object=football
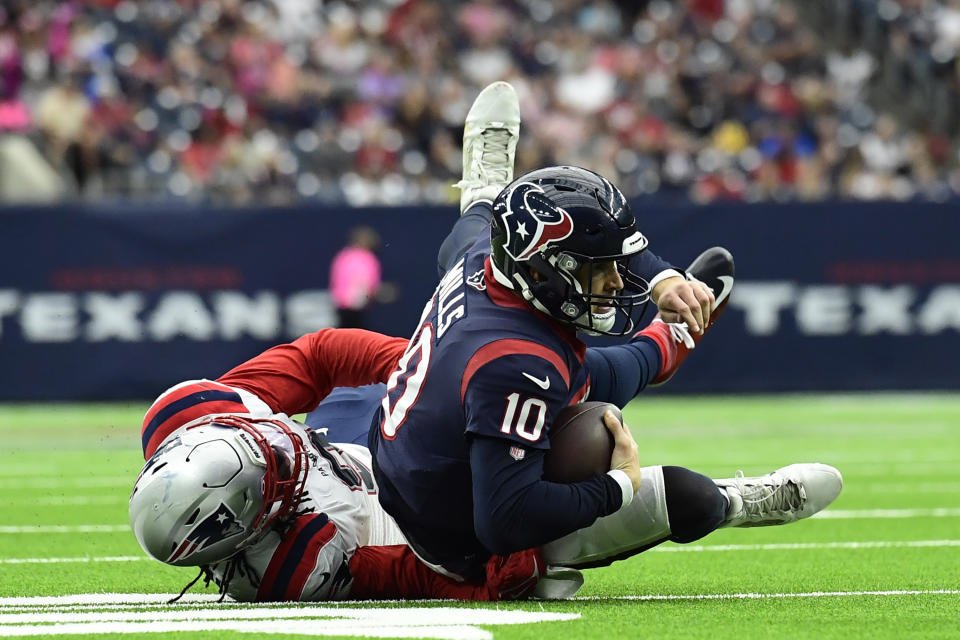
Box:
[542,401,620,483]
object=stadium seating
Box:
[1,0,958,205]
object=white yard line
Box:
[0,478,130,490]
[0,590,955,610]
[0,556,145,565]
[0,603,579,640]
[0,496,125,506]
[0,595,225,607]
[2,507,954,535]
[0,525,129,534]
[856,482,960,494]
[575,589,960,601]
[823,462,960,476]
[0,590,951,640]
[641,462,960,476]
[0,607,573,624]
[811,507,960,519]
[2,539,959,566]
[652,539,960,552]
[0,620,495,639]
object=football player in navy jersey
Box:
[365,82,843,586]
[129,81,843,602]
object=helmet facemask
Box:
[204,415,311,537]
[522,248,651,336]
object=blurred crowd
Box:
[2,0,960,206]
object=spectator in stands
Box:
[329,225,384,330]
[3,0,960,207]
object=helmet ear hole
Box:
[271,444,294,481]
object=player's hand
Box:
[603,409,642,493]
[652,275,715,334]
[485,548,543,600]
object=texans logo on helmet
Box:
[500,182,574,261]
[167,502,244,563]
[466,268,486,291]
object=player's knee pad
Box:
[540,465,670,568]
[662,465,727,543]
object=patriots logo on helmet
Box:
[167,502,244,564]
[499,182,574,262]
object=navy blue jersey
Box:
[305,385,386,446]
[369,241,624,577]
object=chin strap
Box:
[167,554,252,604]
[167,568,205,604]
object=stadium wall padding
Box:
[0,201,957,400]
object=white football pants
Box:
[542,465,670,567]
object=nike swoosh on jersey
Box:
[716,275,734,307]
[521,372,550,389]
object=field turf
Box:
[0,394,958,639]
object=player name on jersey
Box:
[436,258,466,340]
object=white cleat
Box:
[454,81,520,214]
[715,463,843,527]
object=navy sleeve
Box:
[631,248,678,281]
[460,349,623,552]
[584,336,662,408]
[469,435,623,554]
[463,352,571,450]
[304,384,386,446]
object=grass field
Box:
[1,394,958,639]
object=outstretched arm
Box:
[584,314,697,407]
[584,336,662,408]
[218,328,407,416]
[141,329,406,458]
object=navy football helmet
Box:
[489,166,651,335]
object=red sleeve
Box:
[217,329,408,416]
[346,546,542,601]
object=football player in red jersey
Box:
[131,328,547,601]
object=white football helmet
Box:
[129,414,310,567]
